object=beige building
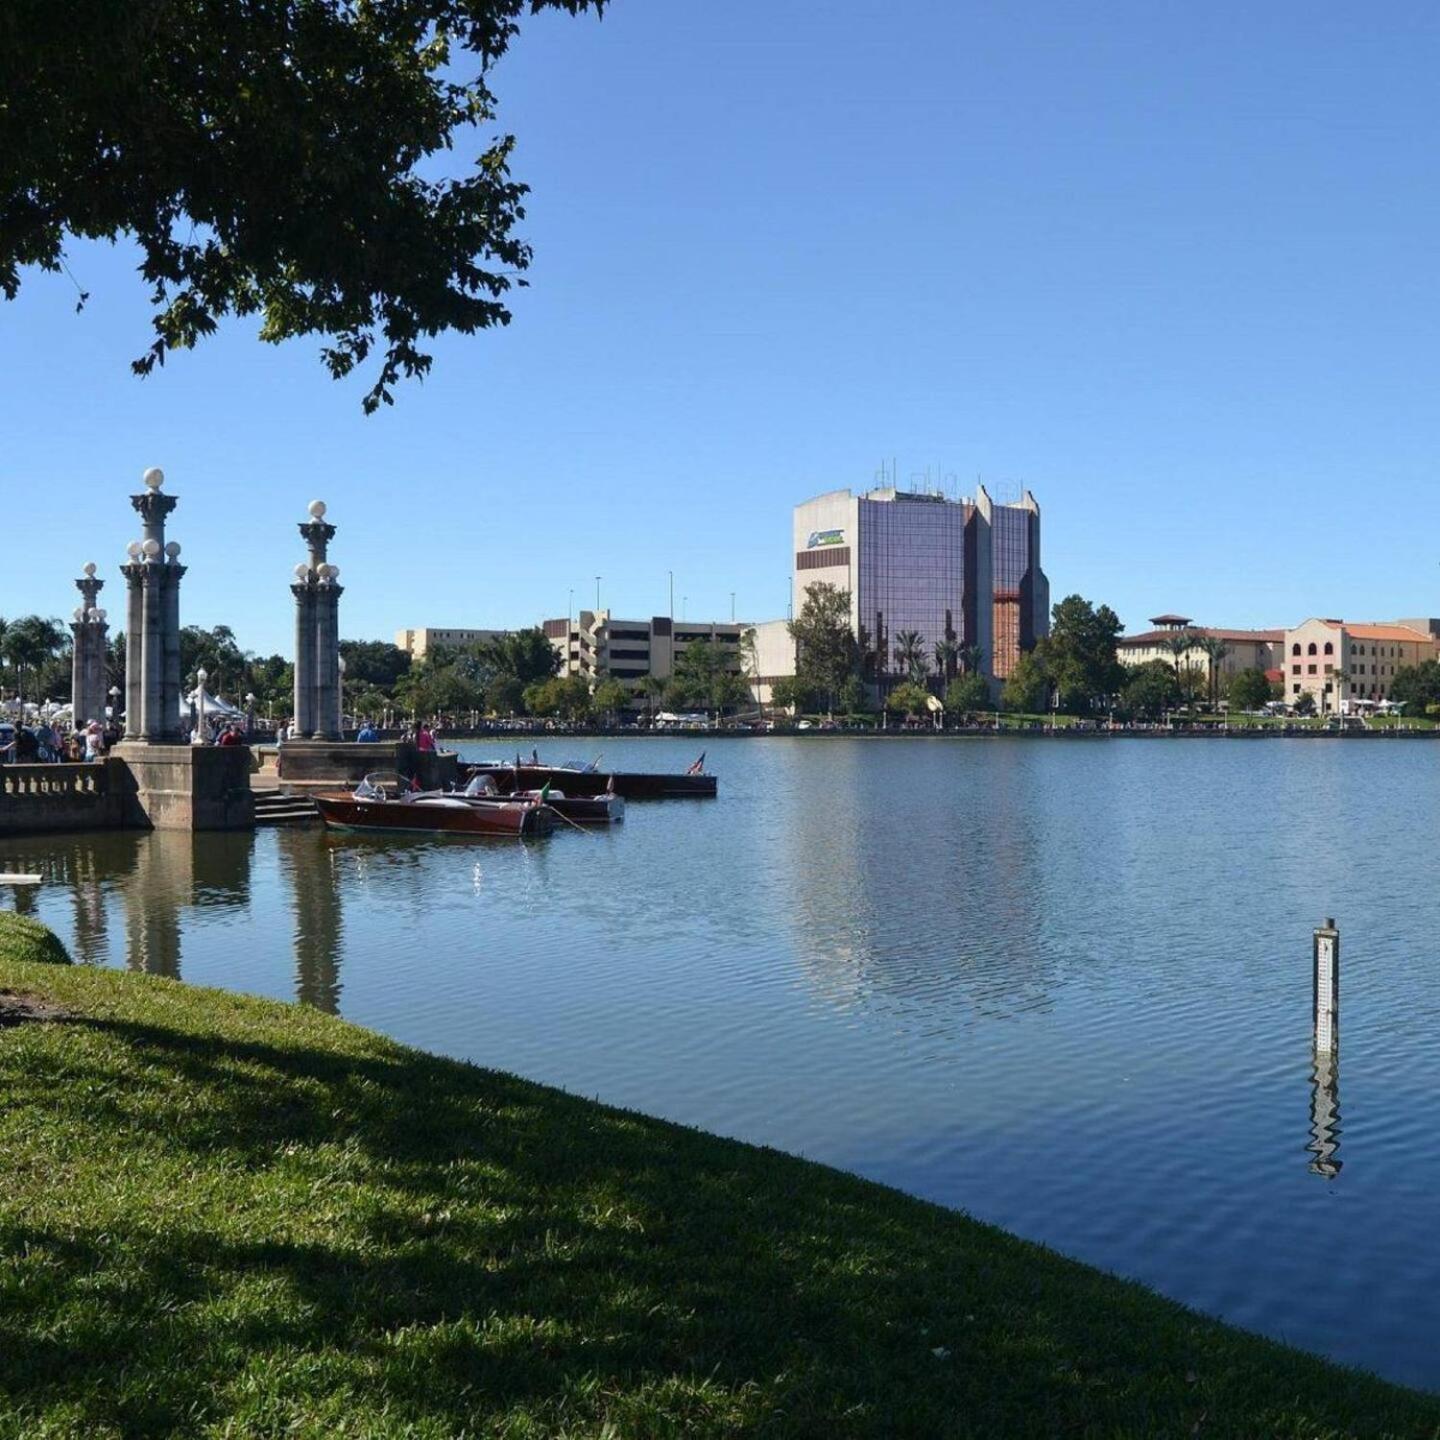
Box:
[542,611,748,690]
[395,627,508,659]
[747,618,796,706]
[1117,614,1283,684]
[1283,619,1438,712]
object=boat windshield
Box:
[354,772,405,800]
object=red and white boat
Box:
[313,774,553,838]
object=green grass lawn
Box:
[3,931,1439,1437]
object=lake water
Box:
[5,736,1440,1389]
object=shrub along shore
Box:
[2,916,1438,1438]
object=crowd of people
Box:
[1,713,443,764]
[0,712,254,763]
[0,716,117,764]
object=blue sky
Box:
[4,0,1440,656]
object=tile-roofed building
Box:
[1282,618,1439,712]
[1117,618,1284,688]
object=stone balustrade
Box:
[1,762,108,799]
[0,760,124,833]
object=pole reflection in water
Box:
[280,827,343,1014]
[122,831,254,979]
[1308,917,1341,1178]
[1308,1052,1342,1178]
[70,844,109,966]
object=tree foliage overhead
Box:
[0,0,605,411]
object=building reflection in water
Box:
[1307,1051,1342,1178]
[280,827,343,1014]
[779,741,1055,1030]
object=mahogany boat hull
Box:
[314,792,552,837]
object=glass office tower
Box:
[990,494,1047,680]
[792,483,1047,689]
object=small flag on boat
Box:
[687,752,706,775]
[538,780,552,802]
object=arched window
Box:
[1323,641,1334,655]
[1292,643,1301,656]
[1307,642,1318,656]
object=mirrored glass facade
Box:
[856,495,971,679]
[991,503,1040,679]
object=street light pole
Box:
[668,570,674,619]
[595,575,601,613]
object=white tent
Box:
[181,689,246,721]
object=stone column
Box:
[294,501,340,739]
[125,470,180,743]
[161,554,185,742]
[314,579,344,739]
[140,563,165,742]
[291,580,316,737]
[69,617,85,722]
[70,565,106,725]
[122,560,144,739]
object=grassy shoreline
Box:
[2,926,1438,1436]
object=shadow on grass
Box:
[2,1004,1438,1437]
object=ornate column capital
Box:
[299,519,336,566]
[130,492,179,526]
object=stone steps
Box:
[252,790,319,826]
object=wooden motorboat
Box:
[314,774,552,837]
[464,754,717,800]
[460,774,624,824]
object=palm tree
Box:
[959,643,985,677]
[740,627,762,719]
[640,674,666,723]
[1329,668,1352,717]
[933,637,960,684]
[1198,635,1231,709]
[0,615,65,712]
[1161,629,1195,684]
[893,630,927,684]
